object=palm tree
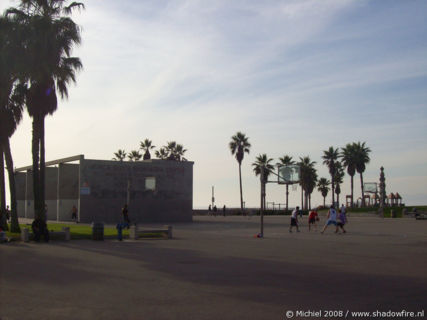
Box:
[0,87,25,233]
[0,152,5,230]
[317,178,330,207]
[340,143,357,207]
[165,141,177,160]
[140,139,155,160]
[0,14,25,232]
[278,155,295,212]
[298,156,316,210]
[112,149,127,161]
[353,141,371,207]
[334,162,345,206]
[306,167,318,210]
[229,132,251,212]
[157,141,187,161]
[174,144,187,161]
[155,148,168,160]
[252,154,274,209]
[128,150,142,161]
[322,146,339,207]
[7,0,84,221]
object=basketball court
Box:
[1,215,426,319]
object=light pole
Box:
[211,186,215,208]
[260,166,266,237]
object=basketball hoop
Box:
[278,165,301,184]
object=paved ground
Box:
[0,215,426,320]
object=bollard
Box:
[92,222,104,240]
[62,227,70,241]
[21,228,29,242]
[129,225,138,240]
[165,225,172,239]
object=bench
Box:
[21,227,71,242]
[129,225,172,240]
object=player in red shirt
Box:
[308,208,319,231]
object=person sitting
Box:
[31,218,50,242]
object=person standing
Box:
[340,204,346,217]
[308,208,319,231]
[122,204,130,227]
[5,206,10,222]
[223,205,226,217]
[289,206,300,233]
[71,205,78,222]
[321,205,337,234]
[337,205,347,233]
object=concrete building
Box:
[15,155,194,223]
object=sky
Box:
[2,0,427,209]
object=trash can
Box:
[92,222,104,240]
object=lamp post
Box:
[260,166,266,238]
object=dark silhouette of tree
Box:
[7,0,84,221]
[278,155,295,212]
[229,132,251,212]
[112,149,127,161]
[340,143,357,207]
[322,146,339,207]
[140,139,155,160]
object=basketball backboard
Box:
[364,182,377,193]
[278,165,300,184]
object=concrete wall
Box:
[79,159,193,224]
[45,167,58,220]
[15,165,79,221]
[25,171,34,218]
[57,164,79,221]
[15,172,26,218]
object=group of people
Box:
[289,204,347,234]
[208,204,227,217]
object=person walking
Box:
[122,204,130,228]
[321,205,337,234]
[223,205,226,217]
[289,206,300,233]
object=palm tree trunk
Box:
[360,172,365,207]
[4,138,20,233]
[304,191,308,210]
[238,163,243,211]
[0,145,8,231]
[323,196,326,207]
[32,116,41,220]
[300,186,303,209]
[337,191,340,207]
[350,174,354,207]
[285,184,289,212]
[309,194,311,210]
[331,176,335,206]
[40,116,46,221]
